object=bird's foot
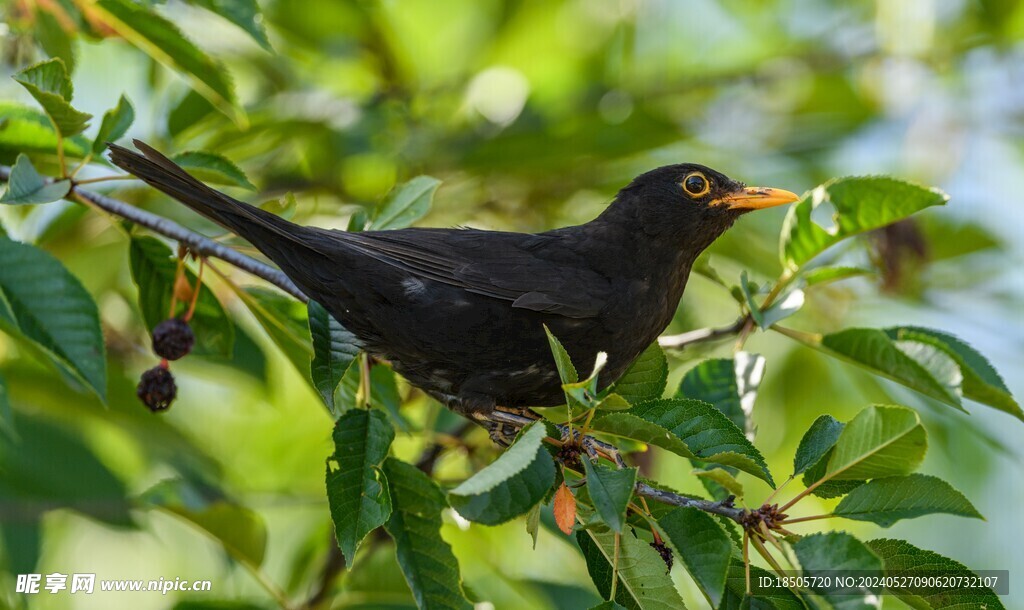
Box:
[559,426,627,468]
[471,406,627,469]
[474,406,539,446]
[561,427,600,461]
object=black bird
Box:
[109,141,797,416]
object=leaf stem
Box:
[56,133,67,178]
[610,532,621,601]
[68,152,94,179]
[780,513,833,525]
[184,257,205,322]
[168,249,186,319]
[743,529,751,595]
[750,533,786,576]
[71,174,136,185]
[358,353,373,408]
[770,325,822,345]
[761,475,794,505]
[237,555,295,610]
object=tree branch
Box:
[0,165,308,302]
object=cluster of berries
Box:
[137,318,194,411]
[136,250,202,412]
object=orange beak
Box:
[712,186,800,211]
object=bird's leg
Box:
[473,416,515,447]
[494,405,540,421]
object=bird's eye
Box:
[682,172,711,198]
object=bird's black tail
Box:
[108,141,328,298]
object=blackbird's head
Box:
[604,163,799,252]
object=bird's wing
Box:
[326,228,610,318]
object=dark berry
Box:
[151,318,195,360]
[650,540,674,572]
[137,366,177,411]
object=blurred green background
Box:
[1,0,1023,608]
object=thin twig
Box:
[0,164,307,302]
[634,482,744,522]
[659,316,747,350]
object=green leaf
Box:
[676,354,765,437]
[141,479,266,566]
[780,176,948,270]
[563,351,608,409]
[167,89,215,139]
[792,415,844,476]
[866,538,1005,610]
[0,154,70,205]
[658,507,732,607]
[803,328,965,411]
[803,266,873,287]
[545,325,578,384]
[608,342,667,405]
[91,95,135,154]
[740,271,765,328]
[172,151,255,190]
[34,9,77,75]
[12,59,92,137]
[372,176,441,230]
[592,399,774,486]
[801,448,865,499]
[383,458,472,610]
[720,560,805,609]
[826,405,927,480]
[577,522,687,610]
[93,0,240,121]
[129,236,234,358]
[582,460,636,533]
[0,412,130,526]
[761,289,805,329]
[0,102,89,158]
[691,468,743,500]
[0,373,12,442]
[595,393,633,411]
[525,503,541,550]
[186,0,272,50]
[326,409,395,564]
[590,602,627,610]
[0,237,106,399]
[448,423,555,525]
[834,474,982,527]
[793,532,883,610]
[308,300,360,413]
[239,286,311,377]
[884,326,1022,420]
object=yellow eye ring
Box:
[682,172,711,198]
